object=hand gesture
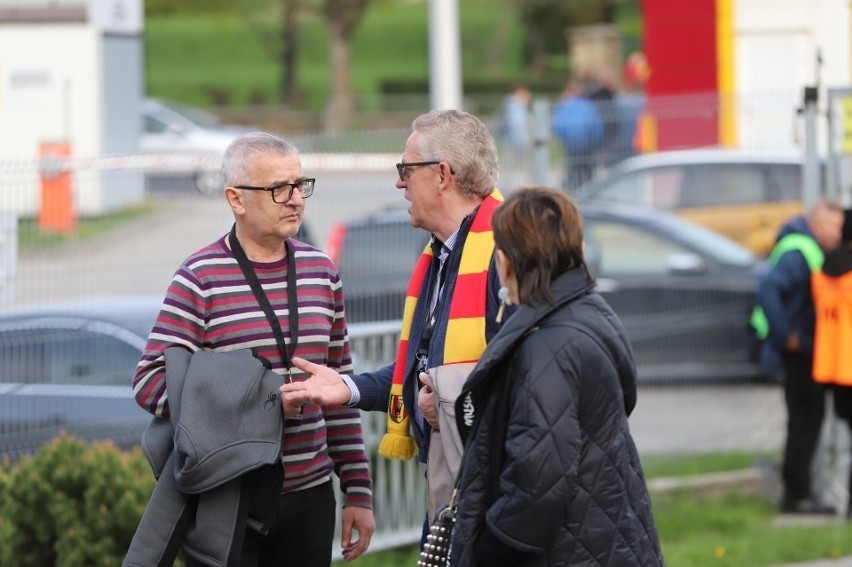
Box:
[418,372,439,430]
[280,356,351,408]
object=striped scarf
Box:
[379,189,504,460]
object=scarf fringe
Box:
[378,431,418,460]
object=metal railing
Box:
[339,320,425,556]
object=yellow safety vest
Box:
[750,233,824,340]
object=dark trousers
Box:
[832,386,852,517]
[781,352,826,502]
[185,479,336,567]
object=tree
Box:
[322,0,371,132]
[518,0,618,76]
[485,0,522,74]
[239,0,302,107]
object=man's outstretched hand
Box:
[280,356,351,414]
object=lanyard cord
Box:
[417,240,448,368]
[228,224,299,381]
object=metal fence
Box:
[2,88,852,556]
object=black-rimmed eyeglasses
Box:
[395,161,440,181]
[233,178,315,203]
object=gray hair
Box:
[412,109,499,199]
[221,132,299,188]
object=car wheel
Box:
[195,170,223,196]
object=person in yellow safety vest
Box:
[753,199,844,515]
[812,208,852,518]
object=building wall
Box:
[0,0,143,217]
[642,0,850,152]
[642,0,720,149]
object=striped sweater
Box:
[132,234,372,509]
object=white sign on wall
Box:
[1,62,64,105]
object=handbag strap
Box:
[228,223,299,381]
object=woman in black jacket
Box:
[449,187,664,567]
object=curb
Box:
[647,467,766,497]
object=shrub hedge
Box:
[0,435,155,566]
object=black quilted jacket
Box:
[450,266,664,567]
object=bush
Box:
[0,435,155,566]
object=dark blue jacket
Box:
[756,215,819,374]
[351,204,503,462]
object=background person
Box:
[551,80,605,192]
[754,198,844,515]
[280,109,508,529]
[132,131,374,565]
[499,84,533,189]
[449,187,663,566]
[812,208,852,518]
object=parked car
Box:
[573,148,806,256]
[325,208,429,323]
[328,203,765,383]
[140,98,254,195]
[0,296,159,459]
[581,203,764,383]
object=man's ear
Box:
[437,161,453,189]
[225,187,245,213]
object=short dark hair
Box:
[491,187,585,305]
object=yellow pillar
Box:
[717,0,736,147]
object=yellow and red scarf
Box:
[379,189,503,460]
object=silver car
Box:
[0,296,159,459]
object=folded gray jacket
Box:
[123,347,285,567]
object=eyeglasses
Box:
[395,160,440,181]
[233,178,315,203]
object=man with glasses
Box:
[132,131,374,566]
[280,109,508,538]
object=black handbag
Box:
[418,487,458,567]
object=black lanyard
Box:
[228,224,299,381]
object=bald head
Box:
[808,199,844,251]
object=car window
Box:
[593,162,796,210]
[592,167,684,210]
[679,164,765,207]
[766,163,802,200]
[337,221,427,279]
[584,219,693,275]
[144,114,170,135]
[0,328,140,386]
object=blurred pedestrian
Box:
[753,198,844,514]
[812,208,852,518]
[551,80,604,192]
[131,131,374,565]
[585,71,619,167]
[499,84,533,189]
[448,187,664,566]
[279,110,510,533]
[610,77,647,165]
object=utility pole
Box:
[428,0,462,110]
[802,86,820,211]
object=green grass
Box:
[145,3,466,109]
[18,201,158,250]
[332,544,419,567]
[145,1,641,110]
[343,452,852,567]
[641,451,779,479]
[656,490,852,566]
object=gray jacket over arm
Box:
[123,348,285,567]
